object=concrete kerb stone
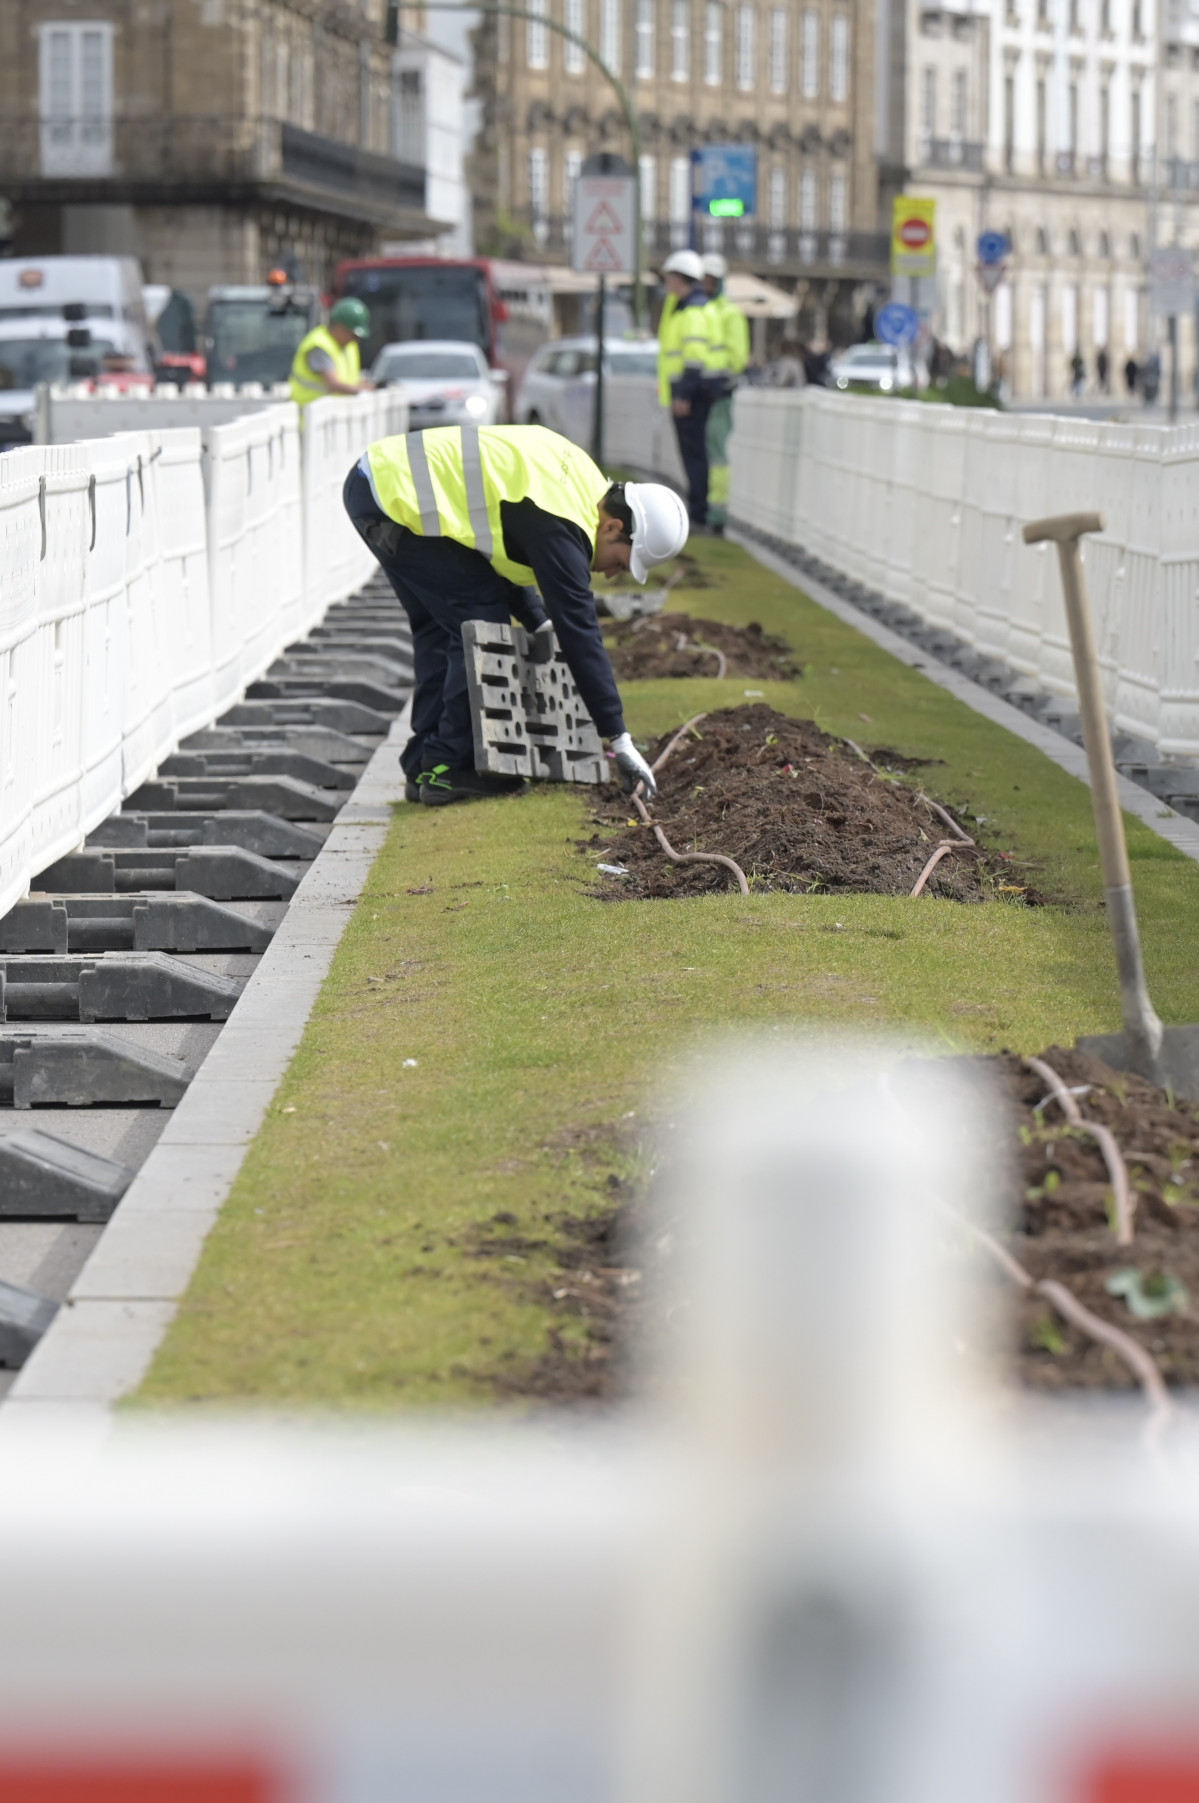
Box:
[730,530,1199,870]
[0,701,412,1425]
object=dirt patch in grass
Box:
[605,612,802,682]
[588,703,1038,903]
[996,1044,1199,1392]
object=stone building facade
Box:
[470,0,889,341]
[885,0,1199,400]
[0,0,460,304]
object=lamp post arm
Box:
[413,1,645,326]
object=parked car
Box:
[514,337,660,439]
[371,339,503,429]
[828,342,916,394]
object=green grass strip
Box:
[138,537,1199,1408]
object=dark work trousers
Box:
[343,464,524,777]
[671,387,715,525]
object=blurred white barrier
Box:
[1,1039,1199,1803]
[34,382,294,444]
[728,388,1199,758]
[0,388,407,919]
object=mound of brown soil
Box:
[605,613,802,682]
[995,1045,1199,1391]
[589,703,1030,902]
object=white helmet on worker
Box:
[661,248,704,282]
[625,482,690,583]
[701,252,728,279]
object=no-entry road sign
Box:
[891,198,937,277]
[572,175,636,275]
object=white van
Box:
[0,256,153,450]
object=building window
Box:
[1094,284,1110,347]
[639,152,657,220]
[704,1,722,82]
[1069,0,1080,30]
[1130,86,1140,179]
[736,4,756,88]
[1062,284,1078,354]
[768,164,786,224]
[1004,72,1015,170]
[671,0,690,78]
[1124,284,1139,348]
[799,165,817,228]
[830,14,849,102]
[527,0,549,70]
[39,21,114,177]
[636,0,655,76]
[922,66,936,136]
[769,8,787,90]
[669,154,691,242]
[1036,74,1046,172]
[951,69,966,137]
[529,146,549,242]
[1068,81,1078,164]
[829,170,847,231]
[802,10,820,97]
[995,282,1013,349]
[1166,93,1178,157]
[601,0,622,72]
[1132,0,1142,36]
[1100,0,1110,26]
[1100,84,1110,168]
[565,146,584,219]
[392,65,424,163]
[1193,96,1199,158]
[565,0,586,73]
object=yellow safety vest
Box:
[713,294,750,375]
[657,291,723,404]
[365,423,610,586]
[289,325,360,409]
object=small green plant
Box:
[1105,1267,1190,1321]
[1031,1313,1069,1355]
[1026,1167,1062,1202]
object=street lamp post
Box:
[412,1,645,327]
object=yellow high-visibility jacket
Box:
[657,288,723,405]
[364,423,609,585]
[289,325,360,410]
[711,293,750,376]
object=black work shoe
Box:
[404,777,422,803]
[418,765,526,806]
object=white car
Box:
[828,342,916,394]
[515,337,660,440]
[370,340,503,429]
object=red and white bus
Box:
[330,256,552,416]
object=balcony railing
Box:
[531,212,888,276]
[0,115,426,223]
[922,137,986,170]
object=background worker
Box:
[289,298,373,412]
[343,422,689,806]
[700,253,749,533]
[656,248,724,529]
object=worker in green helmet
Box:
[289,297,373,412]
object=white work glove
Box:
[611,731,657,799]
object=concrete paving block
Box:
[115,1141,249,1212]
[5,1299,177,1402]
[69,1206,220,1301]
[152,1079,283,1146]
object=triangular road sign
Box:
[585,200,624,235]
[584,236,623,271]
[976,261,1006,294]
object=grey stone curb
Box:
[731,529,1199,869]
[0,703,411,1429]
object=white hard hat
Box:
[662,248,704,282]
[625,482,690,583]
[701,252,728,279]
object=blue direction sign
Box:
[977,230,1010,266]
[875,301,920,348]
[690,146,757,219]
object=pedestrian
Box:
[1096,345,1109,393]
[1124,355,1139,395]
[289,298,373,414]
[700,252,750,533]
[343,423,689,806]
[1142,350,1161,404]
[656,249,725,529]
[1070,348,1086,396]
[769,339,806,387]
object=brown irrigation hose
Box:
[1024,1054,1135,1245]
[695,643,729,678]
[632,790,750,895]
[910,792,976,899]
[652,713,709,773]
[939,1205,1173,1443]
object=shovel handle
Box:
[1023,512,1163,1068]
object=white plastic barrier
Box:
[727,387,1199,759]
[0,388,408,920]
[35,382,294,445]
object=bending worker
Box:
[656,248,724,529]
[289,298,373,411]
[700,253,749,533]
[343,422,689,806]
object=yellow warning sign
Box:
[891,197,937,277]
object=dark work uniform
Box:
[343,461,625,778]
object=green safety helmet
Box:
[330,297,371,338]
